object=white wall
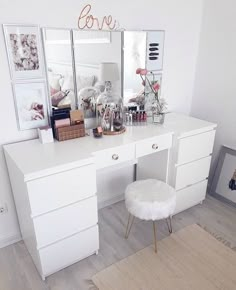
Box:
[191,0,236,184]
[0,0,203,247]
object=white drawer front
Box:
[136,134,172,159]
[175,156,211,190]
[174,180,207,214]
[27,164,96,217]
[177,130,215,165]
[39,225,99,277]
[34,196,98,248]
[94,144,135,169]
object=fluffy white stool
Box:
[125,179,176,253]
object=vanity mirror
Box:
[42,28,77,111]
[41,28,164,128]
[72,30,122,128]
[123,31,164,111]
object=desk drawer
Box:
[174,180,207,214]
[136,134,172,158]
[34,196,98,248]
[27,164,96,217]
[39,225,99,276]
[175,156,211,190]
[94,144,135,169]
[177,130,215,165]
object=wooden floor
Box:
[0,195,236,290]
[93,224,236,290]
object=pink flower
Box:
[140,69,148,76]
[136,68,142,74]
[153,82,160,92]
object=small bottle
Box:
[138,111,142,122]
[132,111,136,125]
[143,111,147,123]
[136,111,139,125]
[129,111,133,125]
[126,112,129,125]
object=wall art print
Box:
[12,81,49,130]
[3,24,44,80]
[211,145,236,205]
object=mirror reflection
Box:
[42,28,76,110]
[73,30,122,128]
[123,31,146,109]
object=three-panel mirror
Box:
[42,29,164,127]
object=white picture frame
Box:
[12,81,49,130]
[3,24,44,80]
[146,31,165,72]
[211,145,236,205]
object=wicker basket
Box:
[56,124,85,141]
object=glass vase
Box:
[96,89,124,134]
[152,112,165,124]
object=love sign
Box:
[78,4,118,30]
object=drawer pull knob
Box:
[112,154,119,160]
[152,144,159,150]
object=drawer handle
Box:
[152,144,159,150]
[112,154,119,160]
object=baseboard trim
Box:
[98,194,124,210]
[0,233,22,249]
[210,193,236,209]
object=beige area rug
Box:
[92,224,236,290]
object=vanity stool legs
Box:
[124,216,172,253]
[153,221,157,253]
[125,213,135,239]
[166,216,173,234]
[124,179,176,253]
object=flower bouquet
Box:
[136,68,167,124]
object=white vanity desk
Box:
[4,113,216,280]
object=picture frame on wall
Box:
[12,81,49,130]
[3,24,44,80]
[211,145,236,205]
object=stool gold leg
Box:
[125,213,135,239]
[166,216,173,234]
[153,221,157,253]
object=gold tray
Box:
[103,127,126,135]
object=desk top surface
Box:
[4,113,216,180]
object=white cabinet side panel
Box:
[4,152,43,277]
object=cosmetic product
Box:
[136,112,139,124]
[139,111,142,122]
[54,118,70,129]
[132,111,136,125]
[129,111,133,125]
[143,111,147,122]
[125,112,129,125]
[70,110,84,125]
[93,126,103,138]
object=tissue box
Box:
[38,126,54,144]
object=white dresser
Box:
[165,113,216,214]
[4,113,216,279]
[137,113,217,214]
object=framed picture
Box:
[12,81,49,130]
[211,145,236,205]
[146,31,165,71]
[3,24,44,80]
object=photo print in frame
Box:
[211,145,236,205]
[12,81,49,130]
[3,24,44,80]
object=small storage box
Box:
[56,124,85,141]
